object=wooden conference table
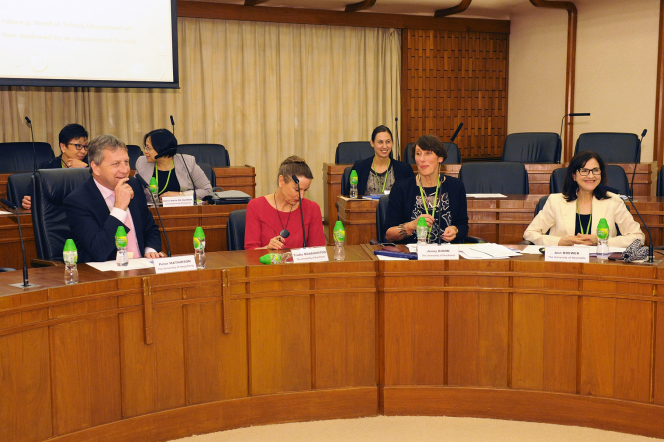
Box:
[323,162,654,243]
[338,194,664,246]
[1,246,664,442]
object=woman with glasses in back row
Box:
[523,150,644,247]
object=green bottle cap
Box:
[194,226,205,238]
[597,218,609,240]
[349,170,358,185]
[149,177,157,185]
[417,217,428,227]
[63,239,77,252]
[333,221,344,231]
[259,254,272,264]
[115,226,127,237]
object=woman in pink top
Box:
[244,156,326,250]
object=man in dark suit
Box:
[64,134,165,263]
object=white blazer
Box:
[523,193,645,247]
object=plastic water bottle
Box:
[148,177,158,201]
[115,226,129,266]
[259,252,292,264]
[193,227,206,269]
[349,170,358,199]
[596,218,610,259]
[333,221,346,260]
[416,217,428,251]
[63,239,79,284]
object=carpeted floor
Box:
[168,416,662,442]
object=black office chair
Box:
[0,142,54,173]
[658,167,664,197]
[226,209,246,251]
[31,168,90,264]
[549,165,629,195]
[334,142,374,164]
[574,133,640,163]
[341,166,352,196]
[178,144,230,167]
[404,142,461,165]
[6,172,33,208]
[198,162,216,188]
[127,144,143,170]
[502,132,561,163]
[459,162,529,194]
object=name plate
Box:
[162,195,194,207]
[153,255,198,273]
[545,246,590,263]
[417,244,459,260]
[291,247,330,263]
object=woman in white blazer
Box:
[524,151,644,247]
[135,129,212,201]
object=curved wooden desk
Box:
[1,247,663,442]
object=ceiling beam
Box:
[434,0,472,18]
[345,0,377,13]
[245,0,269,5]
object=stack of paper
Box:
[466,193,507,198]
[458,243,522,259]
[86,258,155,272]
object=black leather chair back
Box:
[32,169,90,261]
[0,142,54,173]
[550,165,629,195]
[459,162,529,194]
[335,142,374,164]
[574,132,640,163]
[658,167,664,197]
[127,144,143,170]
[376,195,389,243]
[226,209,246,251]
[341,166,352,196]
[178,144,230,167]
[6,172,33,207]
[198,162,216,188]
[405,142,461,165]
[502,132,561,163]
[535,195,549,217]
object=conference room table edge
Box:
[1,246,664,442]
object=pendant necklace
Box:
[274,192,293,238]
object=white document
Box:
[162,195,194,207]
[291,247,329,263]
[521,245,545,255]
[153,255,197,273]
[85,258,155,272]
[376,254,407,261]
[0,210,12,215]
[458,243,522,260]
[466,193,507,198]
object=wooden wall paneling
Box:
[579,297,617,398]
[512,294,545,390]
[655,300,664,405]
[0,327,52,442]
[542,295,578,393]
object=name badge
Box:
[291,247,330,263]
[545,246,590,263]
[417,244,459,260]
[162,195,194,207]
[153,255,198,273]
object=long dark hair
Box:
[562,150,608,202]
[143,129,177,158]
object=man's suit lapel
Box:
[86,178,110,226]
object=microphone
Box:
[135,175,172,257]
[170,115,175,135]
[154,147,178,159]
[292,174,306,247]
[630,129,646,198]
[597,184,661,265]
[450,123,463,143]
[25,116,37,171]
[1,198,38,288]
[559,112,590,156]
[394,117,400,161]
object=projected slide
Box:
[0,0,176,86]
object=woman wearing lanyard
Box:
[350,125,414,196]
[135,129,212,201]
[383,134,468,244]
[523,151,644,246]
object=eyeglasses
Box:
[143,145,153,152]
[578,168,601,176]
[68,143,89,151]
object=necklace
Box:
[155,160,174,195]
[274,192,294,238]
[576,198,592,235]
[371,157,391,193]
[418,173,441,238]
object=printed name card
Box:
[162,195,194,207]
[153,255,198,273]
[417,244,459,260]
[545,246,590,263]
[291,247,330,263]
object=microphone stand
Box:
[559,112,590,161]
[134,176,172,257]
[25,116,36,171]
[178,151,198,205]
[292,175,307,247]
[170,115,175,136]
[394,117,400,161]
[1,198,39,288]
[630,129,646,198]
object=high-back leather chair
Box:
[198,162,216,188]
[459,162,529,194]
[226,209,246,251]
[574,133,640,163]
[127,144,143,170]
[0,142,54,173]
[405,142,461,165]
[178,144,230,167]
[334,142,374,164]
[502,132,561,163]
[658,167,664,197]
[31,168,90,261]
[376,195,390,243]
[550,165,630,195]
[6,172,33,207]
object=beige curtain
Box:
[0,18,401,208]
